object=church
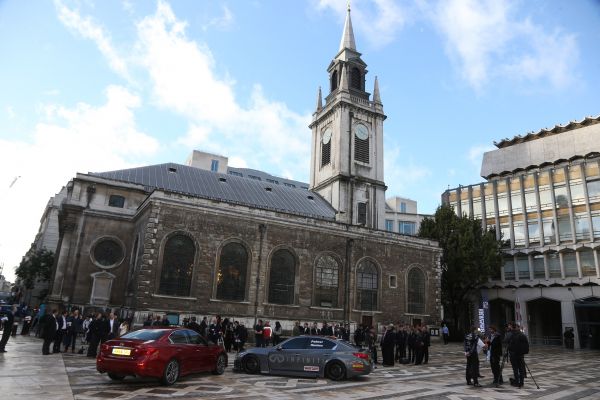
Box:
[37,8,442,331]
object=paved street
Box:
[1,334,599,400]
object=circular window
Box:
[91,238,125,269]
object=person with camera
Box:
[506,322,529,388]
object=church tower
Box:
[309,5,387,230]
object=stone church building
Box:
[39,8,441,330]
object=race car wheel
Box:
[161,359,180,386]
[212,353,227,375]
[107,373,125,381]
[242,355,260,374]
[325,361,346,381]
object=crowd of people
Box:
[464,322,530,389]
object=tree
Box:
[15,249,54,290]
[419,204,502,336]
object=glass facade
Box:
[443,158,600,283]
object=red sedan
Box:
[96,328,227,385]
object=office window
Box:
[547,253,561,278]
[210,159,219,172]
[516,257,530,280]
[503,258,515,280]
[533,255,545,279]
[248,175,262,181]
[575,214,590,241]
[228,171,243,177]
[400,202,407,213]
[580,249,597,276]
[587,180,600,200]
[399,221,416,235]
[385,219,394,232]
[563,252,578,277]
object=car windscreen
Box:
[120,329,167,341]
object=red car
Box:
[97,328,227,385]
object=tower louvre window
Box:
[351,67,361,90]
[355,136,369,163]
[331,70,338,91]
[321,141,331,167]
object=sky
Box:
[1,0,599,282]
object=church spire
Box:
[316,86,323,111]
[338,2,356,52]
[373,76,381,104]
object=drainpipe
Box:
[253,224,267,328]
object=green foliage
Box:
[15,249,54,290]
[419,204,503,332]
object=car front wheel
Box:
[325,361,346,381]
[161,359,180,386]
[212,353,227,375]
[242,355,260,374]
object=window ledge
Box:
[351,309,382,314]
[403,313,431,317]
[309,306,344,311]
[152,294,197,301]
[262,303,300,308]
[209,299,250,304]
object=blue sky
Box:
[1,0,599,281]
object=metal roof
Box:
[89,163,336,220]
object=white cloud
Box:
[384,145,431,196]
[316,0,408,48]
[135,1,312,179]
[0,85,158,281]
[54,0,131,80]
[202,5,234,31]
[425,0,578,91]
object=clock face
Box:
[355,124,368,140]
[322,128,332,144]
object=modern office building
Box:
[443,116,600,349]
[384,196,428,236]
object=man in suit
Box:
[41,309,58,355]
[53,310,68,353]
[107,312,119,339]
[0,307,14,353]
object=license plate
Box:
[112,348,131,356]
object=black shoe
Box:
[0,349,6,353]
[467,381,473,385]
[473,383,482,387]
[494,383,500,388]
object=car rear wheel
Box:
[325,361,346,381]
[107,373,125,381]
[212,353,227,375]
[242,355,260,374]
[161,359,180,386]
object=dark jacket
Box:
[464,332,479,355]
[489,332,503,359]
[41,314,58,340]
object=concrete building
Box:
[443,115,600,349]
[36,7,442,331]
[384,196,429,236]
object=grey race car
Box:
[233,335,372,380]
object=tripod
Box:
[523,360,540,389]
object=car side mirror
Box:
[276,345,283,351]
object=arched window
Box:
[351,67,361,90]
[407,268,426,314]
[357,259,378,310]
[158,234,195,297]
[268,249,296,305]
[315,255,339,307]
[216,242,248,301]
[331,70,338,92]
